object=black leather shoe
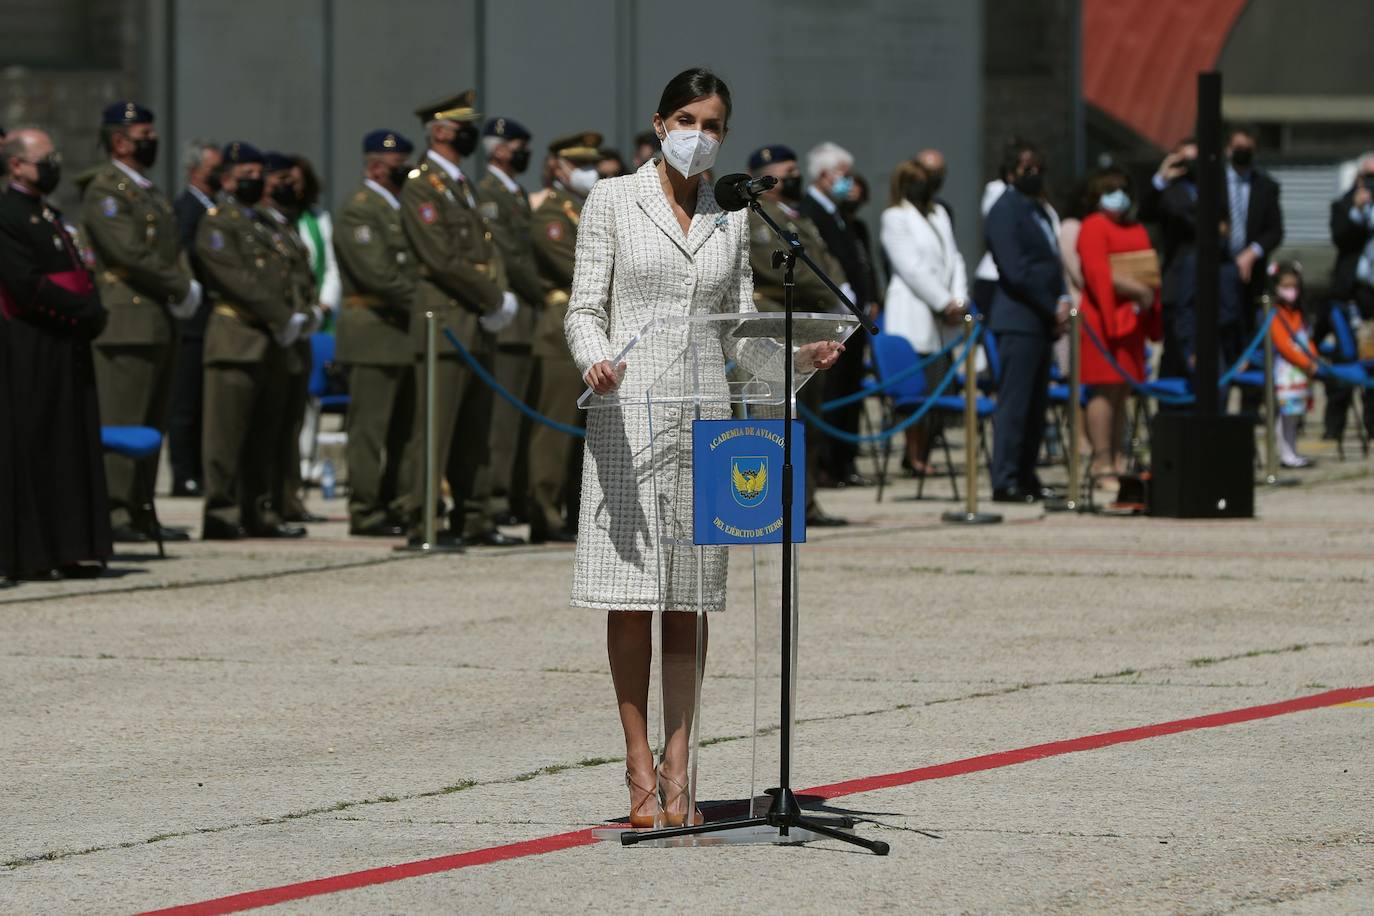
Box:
[284,511,328,524]
[406,532,466,550]
[111,524,150,543]
[492,511,526,527]
[58,563,104,580]
[153,525,192,542]
[841,472,874,488]
[248,523,308,539]
[806,510,849,527]
[350,520,405,537]
[473,529,525,547]
[992,487,1036,504]
[202,517,246,540]
[529,528,577,544]
[172,479,202,498]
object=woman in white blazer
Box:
[879,160,970,473]
[566,68,841,830]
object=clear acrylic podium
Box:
[579,311,859,846]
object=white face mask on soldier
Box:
[658,128,719,179]
[568,166,600,196]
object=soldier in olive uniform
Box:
[261,152,326,525]
[80,102,201,542]
[196,142,310,540]
[527,131,603,543]
[747,145,849,527]
[477,116,547,526]
[333,130,418,537]
[398,90,523,548]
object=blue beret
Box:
[748,145,797,171]
[221,141,265,165]
[362,129,414,154]
[102,101,154,126]
[263,151,295,173]
[482,117,530,141]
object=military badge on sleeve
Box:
[101,196,119,218]
[546,223,563,241]
[418,203,438,225]
[354,225,372,244]
[208,229,225,251]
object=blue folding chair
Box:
[870,334,995,501]
[1321,304,1371,458]
[304,332,351,476]
[100,425,166,558]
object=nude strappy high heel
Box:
[657,766,704,827]
[626,768,660,828]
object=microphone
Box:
[713,173,777,212]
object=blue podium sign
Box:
[692,419,806,546]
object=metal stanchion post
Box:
[943,313,1002,525]
[1259,295,1299,488]
[396,310,464,553]
[1046,307,1087,512]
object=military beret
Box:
[102,101,154,126]
[362,129,414,155]
[483,117,531,141]
[415,89,480,124]
[221,141,265,165]
[549,131,604,164]
[748,145,797,171]
[263,151,295,173]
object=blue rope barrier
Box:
[442,327,587,439]
[798,324,979,444]
[818,333,963,413]
[1217,307,1278,387]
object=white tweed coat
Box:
[564,160,757,613]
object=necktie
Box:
[1229,173,1247,257]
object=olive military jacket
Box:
[260,204,318,374]
[748,198,849,312]
[332,181,416,366]
[79,163,193,346]
[194,195,295,364]
[400,155,507,354]
[529,186,583,359]
[477,170,547,349]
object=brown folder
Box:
[1109,249,1161,288]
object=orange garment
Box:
[1271,305,1315,373]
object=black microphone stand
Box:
[621,196,885,855]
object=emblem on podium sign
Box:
[693,419,805,546]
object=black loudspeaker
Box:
[1148,413,1255,518]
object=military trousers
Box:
[344,362,414,529]
[202,347,288,532]
[93,341,175,529]
[276,362,310,520]
[485,343,534,518]
[527,352,585,536]
[400,353,494,539]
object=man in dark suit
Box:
[801,141,873,487]
[1221,126,1284,365]
[984,141,1068,502]
[1322,154,1374,439]
[168,139,221,497]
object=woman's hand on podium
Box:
[585,359,627,395]
[795,340,845,373]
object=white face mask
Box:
[658,127,719,179]
[568,166,599,196]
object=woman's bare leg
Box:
[608,611,656,812]
[1086,388,1116,478]
[659,611,708,819]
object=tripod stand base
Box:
[941,510,1003,525]
[1260,475,1301,487]
[391,541,466,554]
[1043,497,1095,513]
[616,788,889,855]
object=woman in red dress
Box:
[1076,168,1159,480]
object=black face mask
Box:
[206,171,222,193]
[132,137,159,169]
[233,177,264,206]
[1230,146,1254,169]
[34,159,62,195]
[270,183,300,208]
[1180,158,1198,182]
[928,171,946,194]
[1361,173,1374,192]
[387,165,410,189]
[509,148,531,174]
[1014,170,1044,197]
[779,174,803,202]
[905,180,930,207]
[449,124,479,158]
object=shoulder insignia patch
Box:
[208,229,225,251]
[101,196,119,218]
[418,202,438,225]
[354,225,372,244]
[546,222,564,241]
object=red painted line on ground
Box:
[138,685,1374,916]
[806,542,1374,563]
